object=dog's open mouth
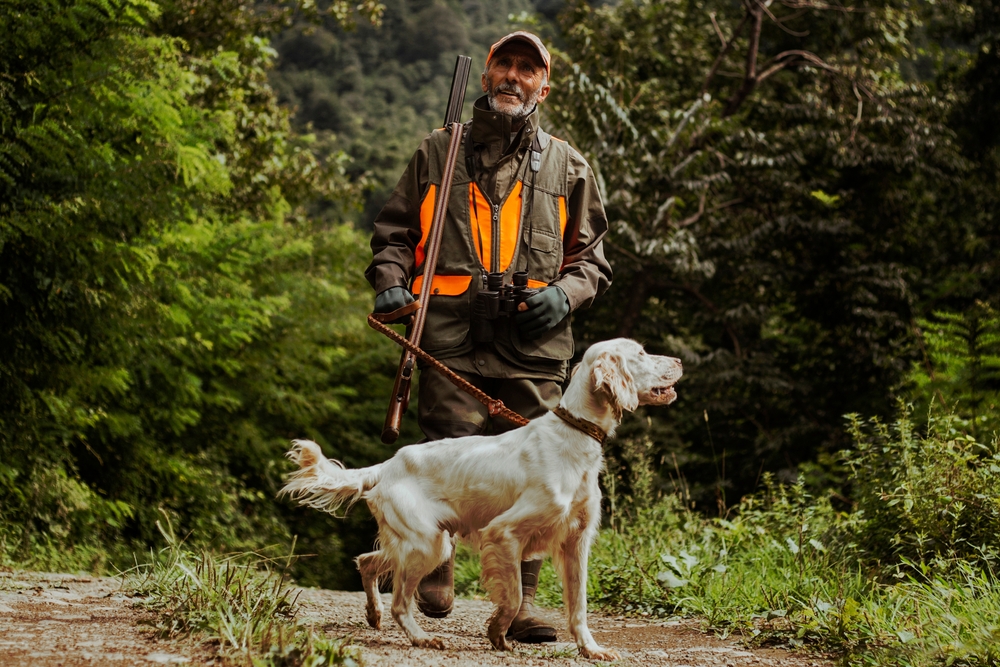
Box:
[650,386,678,403]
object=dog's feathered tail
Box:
[279,440,382,516]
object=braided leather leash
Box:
[367,313,530,427]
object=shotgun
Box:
[380,55,472,445]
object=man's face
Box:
[481,42,550,120]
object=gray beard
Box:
[487,83,540,120]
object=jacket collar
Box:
[470,95,540,167]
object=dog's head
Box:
[583,339,683,419]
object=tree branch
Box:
[849,81,864,142]
[779,0,863,13]
[709,197,745,213]
[721,1,874,117]
[758,1,809,36]
[605,239,645,266]
[709,12,727,47]
[676,191,707,228]
[700,13,750,97]
[723,1,764,117]
[681,282,744,359]
[744,2,763,80]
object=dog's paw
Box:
[487,615,514,651]
[580,645,621,661]
[488,630,512,652]
[412,636,446,650]
[365,604,381,630]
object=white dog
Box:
[280,338,682,660]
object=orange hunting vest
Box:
[412,122,574,364]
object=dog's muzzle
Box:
[650,386,678,404]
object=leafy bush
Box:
[909,303,1000,442]
[0,465,134,573]
[529,405,1000,666]
[587,478,851,625]
[845,409,1000,571]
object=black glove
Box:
[514,286,570,340]
[374,286,415,323]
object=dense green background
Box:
[2,0,998,594]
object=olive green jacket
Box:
[366,96,612,380]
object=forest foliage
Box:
[543,0,999,500]
[0,0,411,586]
[2,0,999,618]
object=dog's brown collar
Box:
[552,405,608,445]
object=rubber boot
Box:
[506,559,557,643]
[416,550,455,618]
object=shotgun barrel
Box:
[381,55,471,445]
[445,56,471,126]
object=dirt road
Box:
[0,571,831,667]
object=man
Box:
[365,31,612,643]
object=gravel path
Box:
[0,571,832,667]
[0,571,213,666]
[298,589,833,667]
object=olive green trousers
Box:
[417,367,561,440]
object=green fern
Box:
[911,302,1000,441]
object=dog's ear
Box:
[591,350,638,417]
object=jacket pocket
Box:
[412,274,472,296]
[523,229,562,284]
[509,313,574,362]
[413,274,473,352]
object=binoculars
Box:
[471,271,539,342]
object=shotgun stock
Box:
[380,349,413,443]
[381,55,471,445]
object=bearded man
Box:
[365,31,612,643]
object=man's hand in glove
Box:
[515,286,570,340]
[374,286,415,323]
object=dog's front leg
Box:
[480,528,522,651]
[559,532,620,661]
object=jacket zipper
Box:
[475,151,531,276]
[491,204,500,273]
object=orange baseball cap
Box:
[486,31,551,78]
